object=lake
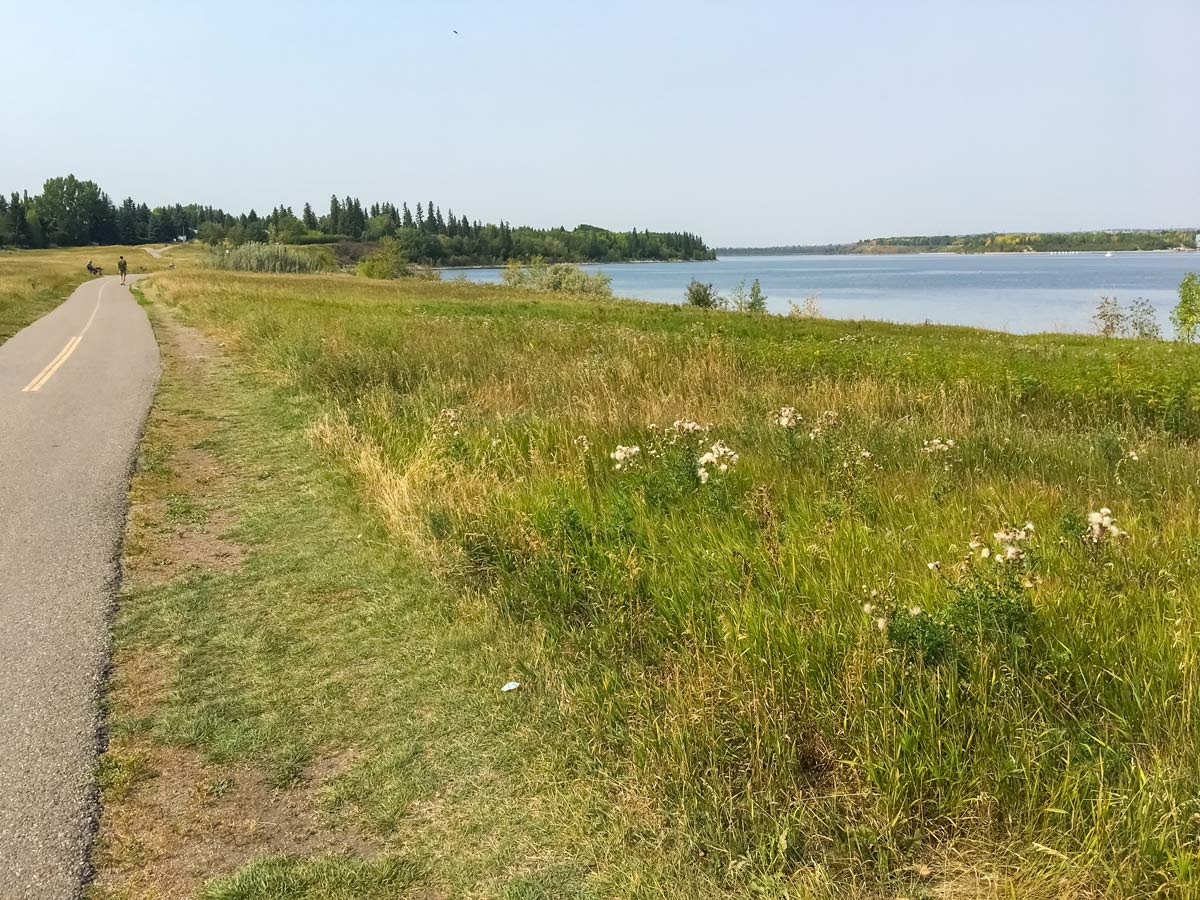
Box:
[449,252,1200,334]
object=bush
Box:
[357,237,411,279]
[207,242,325,274]
[1172,273,1200,342]
[502,257,612,297]
[1127,297,1161,340]
[684,279,720,308]
[1093,296,1125,337]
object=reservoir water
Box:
[450,252,1200,334]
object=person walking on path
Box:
[117,255,128,284]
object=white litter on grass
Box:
[501,681,521,692]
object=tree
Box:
[364,212,396,241]
[327,195,342,235]
[1172,273,1200,342]
[197,220,227,246]
[302,202,318,230]
[747,279,767,313]
[33,175,113,245]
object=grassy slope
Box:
[97,267,1200,898]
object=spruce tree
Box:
[328,195,342,235]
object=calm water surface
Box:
[450,252,1200,334]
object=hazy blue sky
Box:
[5,0,1197,245]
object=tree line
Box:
[719,229,1199,256]
[1,175,715,266]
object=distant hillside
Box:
[719,229,1199,256]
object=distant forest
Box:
[719,229,1199,256]
[0,175,715,265]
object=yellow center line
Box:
[20,280,108,394]
[22,337,80,392]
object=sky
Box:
[4,0,1198,246]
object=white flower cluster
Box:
[1086,507,1129,544]
[672,418,709,435]
[922,437,956,454]
[774,406,799,428]
[610,445,640,471]
[697,441,738,484]
[967,521,1033,564]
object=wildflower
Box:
[775,406,799,428]
[573,434,591,453]
[927,561,940,570]
[921,437,956,454]
[859,449,872,460]
[696,441,738,484]
[610,445,641,471]
[980,546,991,559]
[875,617,888,632]
[1085,506,1129,544]
[671,418,708,435]
[908,606,922,616]
[862,602,875,614]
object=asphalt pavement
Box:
[0,275,159,898]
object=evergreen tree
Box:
[302,202,318,230]
[328,195,342,235]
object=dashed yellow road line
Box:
[20,281,107,394]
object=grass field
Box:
[82,264,1200,899]
[0,245,181,343]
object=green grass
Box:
[90,297,725,899]
[0,244,184,344]
[110,267,1200,898]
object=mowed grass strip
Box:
[133,268,1200,899]
[89,299,724,899]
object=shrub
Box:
[1093,296,1125,337]
[1172,272,1200,342]
[1127,297,1161,340]
[502,258,612,297]
[207,242,325,274]
[684,279,720,308]
[787,294,823,318]
[357,237,411,279]
[747,278,767,313]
